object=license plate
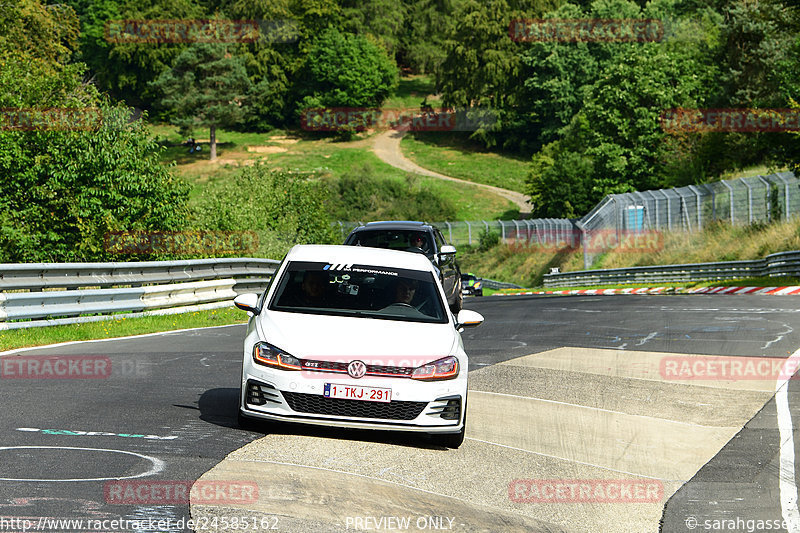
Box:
[324,383,391,403]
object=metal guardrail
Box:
[481,278,523,290]
[543,250,800,288]
[0,258,278,291]
[0,258,280,330]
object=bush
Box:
[478,227,500,252]
[0,103,189,262]
[190,165,337,258]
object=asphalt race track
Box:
[2,294,800,532]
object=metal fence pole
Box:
[774,173,792,219]
[741,179,753,223]
[466,221,472,245]
[721,180,735,224]
[659,190,671,230]
[688,185,702,230]
[445,221,452,242]
[757,175,771,222]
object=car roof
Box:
[285,244,436,271]
[352,221,434,232]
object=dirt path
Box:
[372,129,531,215]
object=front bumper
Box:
[240,368,466,434]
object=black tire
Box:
[434,396,467,448]
[237,409,261,430]
[435,426,465,448]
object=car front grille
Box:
[282,391,427,420]
[301,359,414,378]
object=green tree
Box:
[151,42,253,160]
[76,0,205,110]
[0,0,189,262]
[340,0,407,56]
[297,27,399,113]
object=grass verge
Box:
[401,132,530,193]
[459,218,800,288]
[0,307,247,352]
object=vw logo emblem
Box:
[347,360,367,379]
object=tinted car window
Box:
[269,261,447,323]
[347,230,433,255]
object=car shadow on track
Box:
[195,387,454,451]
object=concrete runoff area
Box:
[191,347,778,532]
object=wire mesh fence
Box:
[580,172,798,234]
[333,219,581,247]
[335,172,799,260]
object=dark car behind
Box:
[343,221,463,312]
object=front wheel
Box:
[434,397,466,448]
[237,409,261,430]
[435,426,465,448]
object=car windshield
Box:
[348,230,432,255]
[268,261,447,323]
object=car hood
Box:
[256,311,458,361]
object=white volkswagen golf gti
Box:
[233,244,484,448]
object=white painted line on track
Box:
[777,348,800,532]
[0,323,245,357]
[469,390,736,429]
[0,446,164,482]
[464,437,678,482]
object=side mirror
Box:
[456,309,484,329]
[234,293,260,314]
[440,245,457,256]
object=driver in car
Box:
[394,278,419,305]
[408,234,427,252]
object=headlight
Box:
[411,356,459,380]
[253,342,301,370]
[474,281,482,289]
